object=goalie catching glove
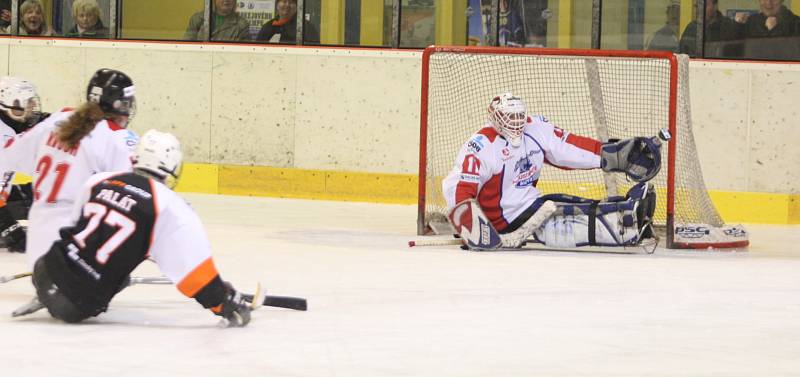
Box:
[601,136,662,182]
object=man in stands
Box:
[679,0,744,58]
[184,0,250,41]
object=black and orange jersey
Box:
[42,171,226,315]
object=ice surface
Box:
[1,193,799,376]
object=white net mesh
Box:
[419,49,724,244]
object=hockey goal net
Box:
[417,46,748,249]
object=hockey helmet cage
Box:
[488,92,527,147]
[86,68,136,118]
[0,76,43,124]
[133,129,183,188]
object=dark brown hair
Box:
[55,102,105,149]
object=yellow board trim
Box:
[174,163,219,194]
[708,190,800,225]
[214,165,417,204]
[121,163,799,225]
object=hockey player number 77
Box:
[72,202,136,264]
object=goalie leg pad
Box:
[448,199,502,250]
[533,183,656,248]
[498,200,557,248]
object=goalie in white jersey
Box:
[0,69,136,268]
[30,130,253,326]
[0,76,45,252]
[443,93,662,250]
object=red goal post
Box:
[417,46,748,249]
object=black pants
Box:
[32,258,91,323]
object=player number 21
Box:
[72,202,136,264]
[33,155,70,203]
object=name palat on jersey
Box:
[95,189,138,213]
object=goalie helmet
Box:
[133,130,183,189]
[0,76,43,125]
[86,68,136,119]
[488,92,527,147]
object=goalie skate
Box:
[520,236,659,254]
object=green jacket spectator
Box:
[184,0,250,42]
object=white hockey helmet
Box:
[133,130,183,188]
[0,76,42,124]
[488,92,527,147]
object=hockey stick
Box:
[0,272,32,284]
[128,276,171,286]
[242,292,308,311]
[2,274,172,286]
[408,238,462,247]
[127,276,306,311]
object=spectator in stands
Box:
[0,0,10,35]
[64,0,108,39]
[521,4,550,48]
[498,0,525,47]
[400,10,434,48]
[184,0,250,42]
[19,0,56,36]
[256,0,319,44]
[743,0,800,60]
[679,0,743,58]
[647,2,681,52]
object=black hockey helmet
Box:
[86,68,136,117]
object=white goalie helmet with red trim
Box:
[133,129,183,189]
[487,92,527,147]
[0,76,42,124]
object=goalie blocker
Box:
[448,183,656,251]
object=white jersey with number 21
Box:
[0,109,133,268]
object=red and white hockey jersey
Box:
[442,116,602,232]
[0,109,133,267]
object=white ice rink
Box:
[1,193,799,376]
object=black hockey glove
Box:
[213,285,252,327]
[7,183,33,220]
[0,207,25,253]
[601,136,662,182]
